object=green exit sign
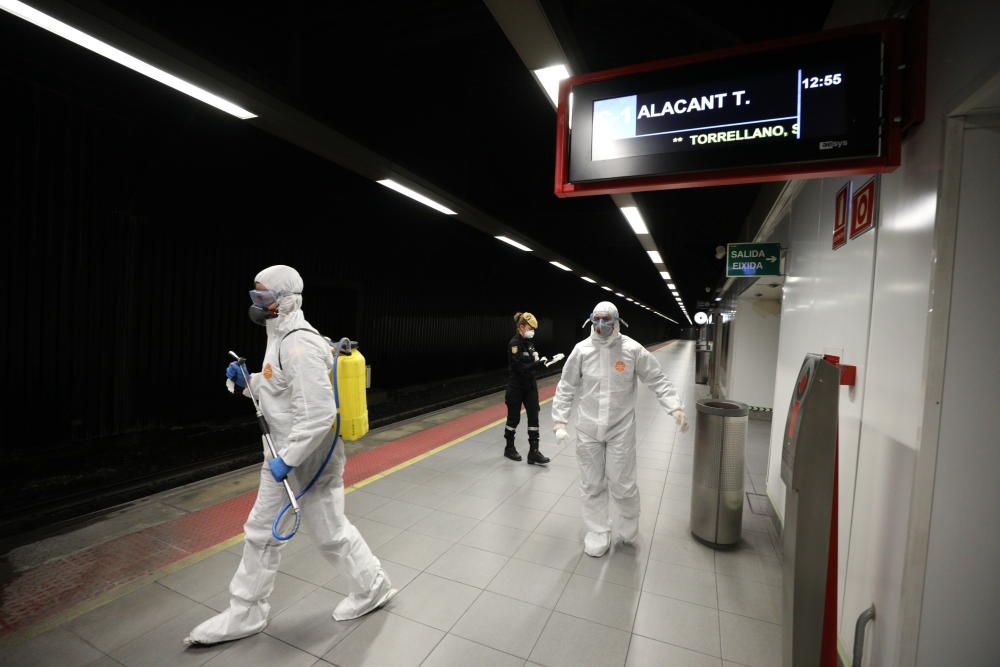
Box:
[726,243,782,277]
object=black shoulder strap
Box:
[278,327,321,370]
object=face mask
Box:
[589,312,617,337]
[248,304,275,327]
[593,320,614,337]
[523,329,535,339]
[247,288,301,326]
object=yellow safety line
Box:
[1,395,558,646]
[347,395,555,493]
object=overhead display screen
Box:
[558,25,901,195]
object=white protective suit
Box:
[187,265,392,646]
[552,302,682,556]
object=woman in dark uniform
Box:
[504,312,550,464]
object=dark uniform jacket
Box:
[507,334,543,389]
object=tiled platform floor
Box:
[2,340,783,667]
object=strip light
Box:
[601,286,613,292]
[647,251,663,263]
[581,276,596,284]
[549,261,571,271]
[377,179,457,215]
[660,271,671,279]
[531,64,570,106]
[495,235,532,252]
[619,206,648,234]
[0,0,257,119]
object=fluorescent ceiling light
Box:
[619,206,648,234]
[660,271,671,279]
[495,235,532,252]
[532,64,570,106]
[626,297,634,302]
[601,286,613,292]
[715,297,722,301]
[549,261,571,271]
[581,276,596,284]
[672,291,679,296]
[0,0,257,119]
[667,283,676,290]
[614,292,625,297]
[377,179,457,215]
[647,251,663,263]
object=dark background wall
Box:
[1,44,678,529]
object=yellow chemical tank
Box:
[335,347,369,441]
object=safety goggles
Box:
[581,312,629,329]
[249,289,278,308]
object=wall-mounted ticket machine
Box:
[781,354,839,667]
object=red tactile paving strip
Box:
[0,383,559,638]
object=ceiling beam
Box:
[8,0,647,302]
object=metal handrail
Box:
[853,604,876,666]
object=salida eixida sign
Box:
[726,242,782,277]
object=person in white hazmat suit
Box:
[186,265,393,646]
[552,301,688,558]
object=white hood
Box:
[589,301,622,346]
[254,264,305,335]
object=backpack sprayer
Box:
[229,335,369,541]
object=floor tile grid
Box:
[431,542,576,665]
[648,355,725,664]
[630,353,778,667]
[46,433,559,665]
[335,394,690,663]
[27,342,776,666]
[415,356,738,665]
[328,479,579,665]
[337,427,574,663]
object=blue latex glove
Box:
[226,361,249,388]
[269,456,293,482]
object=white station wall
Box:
[728,295,780,410]
[764,173,877,637]
[764,0,1000,663]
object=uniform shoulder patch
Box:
[263,363,273,380]
[511,346,518,354]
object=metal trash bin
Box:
[690,399,748,548]
[695,343,712,385]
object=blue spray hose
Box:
[268,338,350,541]
[235,337,351,542]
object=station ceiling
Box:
[6,0,831,317]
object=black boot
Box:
[527,440,550,465]
[504,432,522,461]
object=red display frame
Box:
[554,20,909,197]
